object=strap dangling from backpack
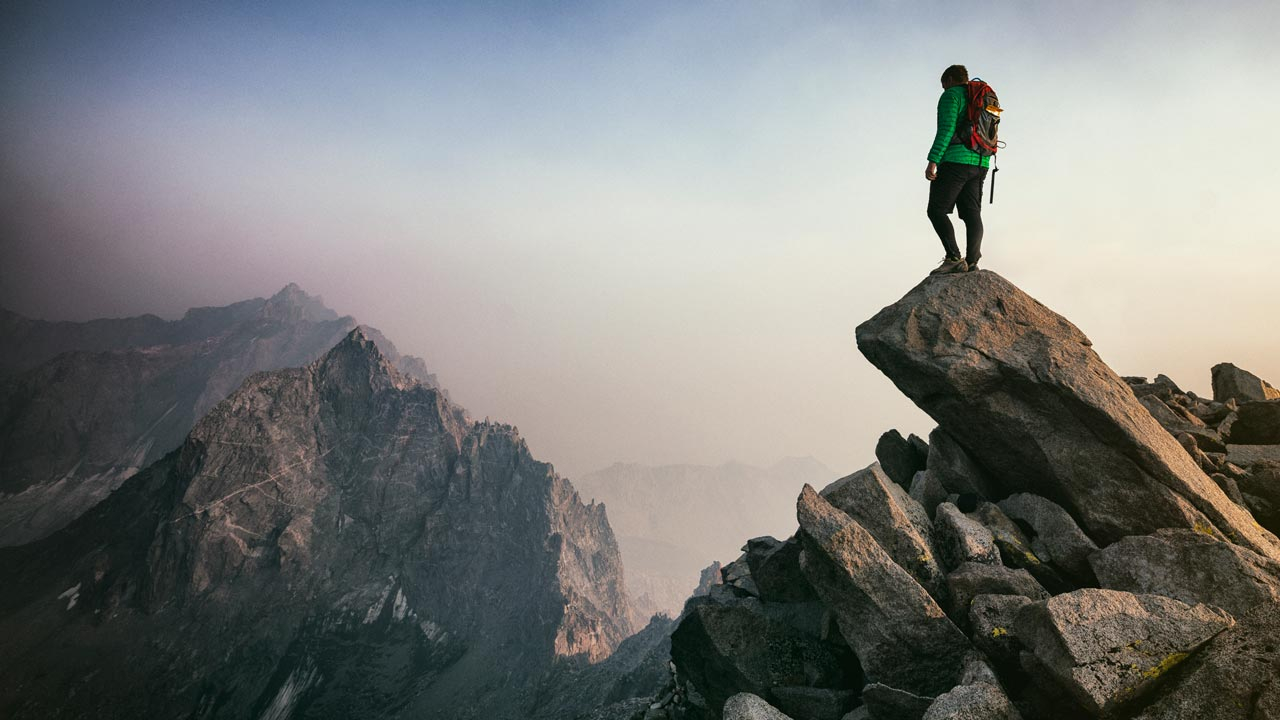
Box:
[989,155,998,204]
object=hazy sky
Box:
[3,1,1278,479]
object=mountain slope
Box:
[0,284,440,546]
[0,329,632,720]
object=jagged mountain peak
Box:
[331,325,385,357]
[261,282,341,323]
[0,286,456,547]
[0,311,635,717]
[313,326,409,393]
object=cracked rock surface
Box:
[1014,589,1232,717]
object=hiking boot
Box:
[967,262,980,271]
[930,256,968,275]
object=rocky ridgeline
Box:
[647,272,1280,720]
[0,284,442,547]
[1122,363,1280,535]
[0,329,633,720]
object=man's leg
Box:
[927,163,967,260]
[955,165,989,266]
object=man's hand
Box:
[925,162,938,181]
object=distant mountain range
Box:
[0,284,854,719]
[0,284,439,546]
[575,457,836,617]
[0,328,635,719]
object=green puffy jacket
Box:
[926,85,991,168]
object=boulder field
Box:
[652,271,1280,720]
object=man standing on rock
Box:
[925,64,991,275]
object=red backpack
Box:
[954,78,1002,157]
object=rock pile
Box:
[1122,365,1280,538]
[657,272,1280,720]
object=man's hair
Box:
[941,65,969,85]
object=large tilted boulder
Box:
[1132,601,1280,720]
[855,271,1280,560]
[1014,589,1233,717]
[820,464,946,602]
[1211,362,1280,403]
[1088,529,1280,617]
[796,485,970,698]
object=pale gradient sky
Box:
[2,1,1278,478]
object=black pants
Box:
[927,162,988,264]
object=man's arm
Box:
[926,88,962,164]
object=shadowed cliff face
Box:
[0,284,442,547]
[0,329,633,720]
